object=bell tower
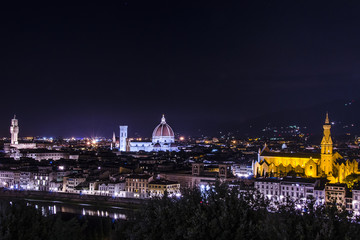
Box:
[119,125,128,152]
[320,112,333,175]
[10,115,19,145]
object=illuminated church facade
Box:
[120,115,179,152]
[254,113,359,183]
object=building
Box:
[254,178,281,202]
[98,181,126,196]
[125,174,153,198]
[33,171,54,191]
[125,115,179,152]
[254,177,326,206]
[10,115,19,144]
[119,126,128,152]
[352,185,360,215]
[5,116,38,154]
[314,184,326,206]
[160,163,236,189]
[62,174,86,193]
[10,149,70,161]
[254,113,359,183]
[49,180,63,192]
[148,179,180,197]
[232,163,253,178]
[20,171,34,190]
[325,183,347,209]
[0,170,15,189]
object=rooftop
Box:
[261,151,321,159]
[149,179,179,185]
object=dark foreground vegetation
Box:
[1,183,360,240]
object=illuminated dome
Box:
[152,115,175,144]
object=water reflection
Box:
[24,200,127,220]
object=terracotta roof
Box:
[261,151,321,159]
[152,115,174,137]
[153,123,174,137]
[126,174,152,179]
[149,179,179,185]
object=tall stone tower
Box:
[320,112,333,175]
[119,126,128,152]
[112,132,116,144]
[10,115,19,145]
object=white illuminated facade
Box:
[10,115,19,144]
[5,116,38,154]
[128,115,179,152]
[353,188,360,215]
[119,126,128,151]
[254,177,325,207]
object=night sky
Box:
[1,1,360,138]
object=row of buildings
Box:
[3,162,360,214]
[254,176,360,215]
[0,168,180,198]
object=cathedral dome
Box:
[152,115,174,138]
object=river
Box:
[1,198,131,220]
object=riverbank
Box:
[0,189,146,209]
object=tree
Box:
[344,174,360,188]
[119,182,360,240]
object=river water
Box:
[2,198,131,220]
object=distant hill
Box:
[235,99,360,138]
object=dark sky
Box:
[1,1,360,138]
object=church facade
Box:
[120,115,179,152]
[253,113,359,183]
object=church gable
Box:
[304,158,318,177]
[333,152,343,161]
[277,163,286,173]
[294,165,304,174]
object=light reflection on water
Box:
[24,200,127,220]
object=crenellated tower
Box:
[10,115,19,145]
[320,112,333,175]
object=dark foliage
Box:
[1,184,360,240]
[121,182,360,240]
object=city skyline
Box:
[0,110,357,141]
[2,2,360,239]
